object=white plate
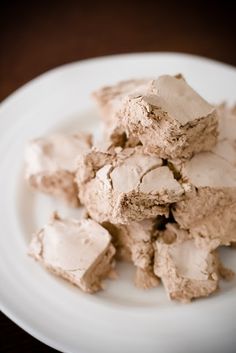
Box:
[0,53,236,353]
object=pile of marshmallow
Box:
[25,75,236,302]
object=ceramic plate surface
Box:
[0,53,236,353]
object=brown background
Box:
[1,0,236,352]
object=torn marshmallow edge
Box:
[76,146,184,224]
[95,75,218,159]
[154,223,220,302]
[171,106,236,245]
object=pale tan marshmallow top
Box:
[112,79,149,99]
[31,218,111,277]
[101,79,150,111]
[213,105,236,166]
[218,105,236,142]
[169,240,211,280]
[96,164,113,188]
[140,166,183,194]
[126,219,154,243]
[142,75,215,125]
[213,140,236,167]
[182,152,236,187]
[110,153,162,193]
[25,133,91,176]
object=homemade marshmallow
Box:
[103,218,160,289]
[93,79,149,149]
[116,75,218,159]
[213,104,236,166]
[154,223,220,302]
[92,79,149,124]
[29,213,115,293]
[25,133,92,206]
[76,146,184,224]
[172,106,236,244]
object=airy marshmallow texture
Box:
[77,146,183,223]
[29,216,115,292]
[25,133,91,177]
[145,75,215,125]
[110,153,162,193]
[182,152,236,188]
[30,217,111,274]
[213,104,236,166]
[154,224,219,302]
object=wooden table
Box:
[1,1,236,352]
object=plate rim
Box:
[1,51,235,108]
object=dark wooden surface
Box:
[1,1,236,352]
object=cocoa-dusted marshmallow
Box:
[117,75,218,159]
[25,133,92,206]
[29,213,115,293]
[154,223,220,302]
[76,146,184,224]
